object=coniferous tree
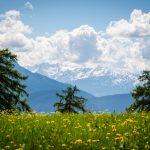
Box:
[127,70,150,112]
[0,49,31,112]
[54,86,87,113]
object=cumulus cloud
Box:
[24,2,33,10]
[69,25,101,63]
[0,9,150,79]
[107,9,150,37]
[0,10,32,51]
[0,10,31,34]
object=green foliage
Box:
[127,70,150,112]
[0,113,149,149]
[0,49,31,112]
[54,86,87,113]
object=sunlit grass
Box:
[0,112,150,149]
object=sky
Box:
[1,0,150,36]
[0,0,150,79]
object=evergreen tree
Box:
[54,86,87,113]
[0,49,31,112]
[127,70,150,112]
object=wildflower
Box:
[87,139,99,143]
[62,144,66,147]
[116,133,122,137]
[124,132,129,137]
[111,125,116,131]
[92,139,99,142]
[87,139,92,143]
[125,118,134,123]
[93,129,96,132]
[51,120,54,123]
[114,137,121,140]
[46,121,50,124]
[35,120,39,123]
[86,123,91,127]
[74,139,83,144]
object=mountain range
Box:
[27,63,138,96]
[15,63,134,113]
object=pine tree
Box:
[54,86,87,113]
[127,70,150,112]
[0,49,31,112]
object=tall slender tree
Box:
[127,70,150,112]
[0,49,31,112]
[54,86,87,113]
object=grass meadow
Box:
[0,112,150,150]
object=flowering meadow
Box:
[0,112,150,150]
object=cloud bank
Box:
[0,9,150,79]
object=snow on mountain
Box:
[27,63,138,82]
[24,63,139,96]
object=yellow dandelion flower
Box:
[75,139,83,144]
[51,120,54,123]
[86,123,91,127]
[62,144,66,147]
[124,132,129,136]
[87,139,92,143]
[116,133,122,137]
[125,118,134,123]
[46,121,50,124]
[93,129,96,132]
[111,125,116,129]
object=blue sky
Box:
[0,0,150,81]
[1,0,150,36]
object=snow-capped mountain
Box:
[25,63,139,96]
[27,63,137,82]
[15,63,134,113]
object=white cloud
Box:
[0,10,31,34]
[68,25,101,63]
[24,2,33,10]
[0,9,150,80]
[107,9,150,37]
[0,10,32,52]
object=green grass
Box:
[0,112,150,150]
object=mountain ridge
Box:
[23,63,138,96]
[15,63,134,113]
